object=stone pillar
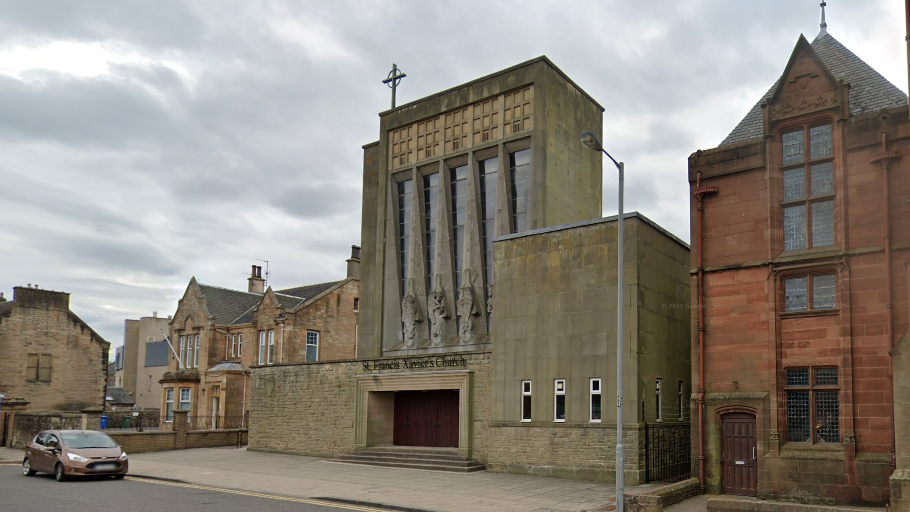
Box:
[890,259,910,511]
[173,410,188,450]
[81,407,103,430]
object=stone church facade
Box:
[249,57,691,484]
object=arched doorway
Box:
[720,412,757,496]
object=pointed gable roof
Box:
[276,281,343,303]
[196,283,263,325]
[720,32,908,147]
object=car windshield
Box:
[61,433,118,449]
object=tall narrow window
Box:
[258,330,266,365]
[678,381,685,421]
[178,387,191,413]
[237,333,242,357]
[510,149,531,233]
[194,334,200,368]
[165,388,174,421]
[424,173,439,296]
[655,378,663,422]
[178,336,186,368]
[521,380,532,422]
[185,335,194,369]
[353,298,360,312]
[786,367,840,443]
[306,330,319,362]
[451,164,468,321]
[554,379,566,422]
[230,334,236,358]
[479,156,498,328]
[267,329,275,364]
[590,378,602,422]
[398,179,413,296]
[781,124,834,251]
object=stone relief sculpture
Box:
[457,268,479,344]
[401,277,423,348]
[428,273,450,346]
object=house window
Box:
[237,333,242,356]
[786,367,840,443]
[554,379,566,422]
[194,334,200,368]
[258,330,266,365]
[590,378,602,422]
[26,353,53,382]
[521,380,532,422]
[784,273,837,312]
[510,149,531,233]
[178,387,191,413]
[655,378,663,422]
[178,336,186,367]
[165,388,174,421]
[353,298,360,312]
[678,381,685,421]
[267,329,275,364]
[398,178,413,297]
[479,156,498,329]
[781,123,834,251]
[230,334,237,358]
[306,330,319,362]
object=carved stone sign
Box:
[362,354,469,372]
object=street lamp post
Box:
[580,130,625,512]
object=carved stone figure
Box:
[401,278,422,348]
[428,274,450,346]
[457,268,479,344]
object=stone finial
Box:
[819,1,828,36]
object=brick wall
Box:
[0,287,109,412]
[108,429,247,454]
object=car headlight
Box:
[119,452,128,461]
[67,453,89,462]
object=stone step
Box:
[330,458,486,473]
[335,453,479,468]
[365,446,461,456]
[362,450,468,461]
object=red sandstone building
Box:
[688,24,909,505]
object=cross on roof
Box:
[382,63,407,109]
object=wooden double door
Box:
[393,390,459,448]
[721,413,757,496]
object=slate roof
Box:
[198,279,344,325]
[720,32,908,147]
[276,281,343,304]
[105,387,134,406]
[0,300,14,316]
[208,361,248,372]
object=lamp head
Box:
[580,131,603,152]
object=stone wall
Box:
[7,411,84,448]
[248,352,492,460]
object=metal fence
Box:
[101,410,161,431]
[644,422,691,483]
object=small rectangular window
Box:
[521,380,532,422]
[678,381,685,421]
[38,354,52,382]
[165,388,174,422]
[306,330,319,362]
[26,353,39,381]
[784,274,837,312]
[786,367,840,443]
[258,331,266,365]
[655,378,663,422]
[590,378,602,422]
[178,387,191,413]
[353,298,360,312]
[554,379,566,422]
[267,329,275,364]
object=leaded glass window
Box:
[424,173,439,296]
[785,367,840,443]
[780,123,835,251]
[784,277,808,312]
[510,149,531,233]
[812,274,837,309]
[451,164,468,321]
[398,179,413,296]
[784,274,836,313]
[479,157,498,329]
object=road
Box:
[0,464,396,512]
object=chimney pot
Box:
[251,265,257,277]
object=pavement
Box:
[0,445,709,512]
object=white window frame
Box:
[178,336,186,367]
[267,329,275,364]
[165,388,175,422]
[656,378,663,422]
[590,378,602,423]
[194,334,200,368]
[230,334,236,358]
[178,387,191,413]
[306,330,319,362]
[237,333,242,356]
[258,330,266,365]
[521,380,532,422]
[554,379,566,422]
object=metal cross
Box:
[383,63,407,109]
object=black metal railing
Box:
[645,422,691,483]
[101,410,161,431]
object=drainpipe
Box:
[693,166,718,492]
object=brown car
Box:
[22,430,129,481]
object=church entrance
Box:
[393,390,459,447]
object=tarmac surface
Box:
[0,445,707,512]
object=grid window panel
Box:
[783,168,806,202]
[424,173,438,295]
[398,179,413,296]
[510,149,531,233]
[783,205,807,251]
[815,391,839,443]
[784,277,808,312]
[810,162,834,196]
[814,367,838,386]
[811,200,834,247]
[787,368,810,387]
[782,129,805,165]
[812,274,837,310]
[787,391,811,442]
[809,124,832,159]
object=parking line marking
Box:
[125,476,391,512]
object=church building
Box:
[248,57,691,485]
[687,13,910,506]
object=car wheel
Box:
[22,459,36,477]
[54,463,67,482]
[113,474,125,480]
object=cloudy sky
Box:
[0,0,906,347]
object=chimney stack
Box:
[346,245,362,280]
[248,264,265,293]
